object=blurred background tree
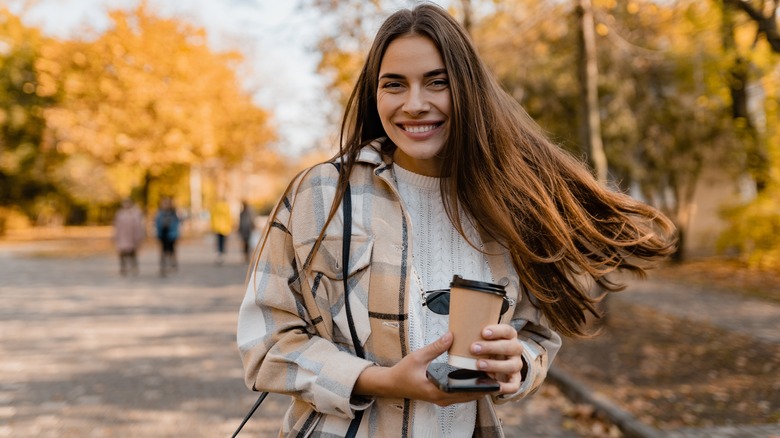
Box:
[478,0,748,261]
[43,2,276,222]
[0,8,62,232]
[0,2,277,230]
[717,0,780,269]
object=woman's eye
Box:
[430,78,449,88]
[382,81,403,89]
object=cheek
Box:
[376,95,396,125]
[436,95,453,117]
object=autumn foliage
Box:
[0,3,276,227]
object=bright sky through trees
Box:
[7,0,329,154]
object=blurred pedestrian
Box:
[238,200,255,264]
[113,197,145,276]
[154,197,180,276]
[210,199,232,265]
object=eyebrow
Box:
[379,68,448,80]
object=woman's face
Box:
[377,34,451,177]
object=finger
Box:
[417,331,453,362]
[494,370,522,394]
[476,355,524,376]
[471,338,523,358]
[481,324,517,340]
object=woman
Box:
[237,4,675,437]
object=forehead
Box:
[379,34,444,75]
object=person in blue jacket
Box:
[154,197,180,276]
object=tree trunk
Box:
[721,2,770,192]
[576,0,608,184]
[141,171,153,215]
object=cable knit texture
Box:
[394,164,494,438]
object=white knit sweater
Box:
[394,164,494,438]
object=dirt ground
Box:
[555,260,780,431]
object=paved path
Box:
[0,235,581,437]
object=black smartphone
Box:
[426,363,500,393]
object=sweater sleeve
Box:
[236,170,375,419]
[493,292,562,403]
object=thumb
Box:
[418,332,453,362]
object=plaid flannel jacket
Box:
[237,139,562,437]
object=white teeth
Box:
[403,124,436,134]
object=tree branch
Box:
[724,0,780,52]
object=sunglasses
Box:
[422,289,515,316]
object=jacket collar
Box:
[355,137,391,168]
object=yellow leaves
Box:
[52,154,117,203]
[718,190,780,269]
[106,162,145,199]
[7,104,27,129]
[36,1,276,198]
[599,0,617,9]
[71,51,87,67]
[98,77,122,101]
[766,98,778,113]
[0,141,33,173]
[55,141,75,155]
[33,59,59,97]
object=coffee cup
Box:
[447,275,507,370]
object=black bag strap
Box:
[341,180,364,359]
[230,391,267,438]
[340,175,365,437]
[232,161,364,437]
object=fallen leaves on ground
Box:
[556,261,780,432]
[652,258,780,303]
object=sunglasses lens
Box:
[500,300,509,316]
[425,290,511,316]
[425,291,450,315]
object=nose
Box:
[402,86,429,116]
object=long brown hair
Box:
[314,4,675,337]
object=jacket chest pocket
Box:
[307,236,374,350]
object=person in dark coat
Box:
[154,197,180,276]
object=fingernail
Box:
[483,329,493,337]
[478,360,488,369]
[472,344,482,353]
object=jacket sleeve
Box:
[493,291,562,404]
[236,170,375,419]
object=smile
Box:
[401,124,441,134]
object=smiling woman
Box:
[237,3,676,438]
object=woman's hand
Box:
[470,323,524,395]
[354,332,491,406]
